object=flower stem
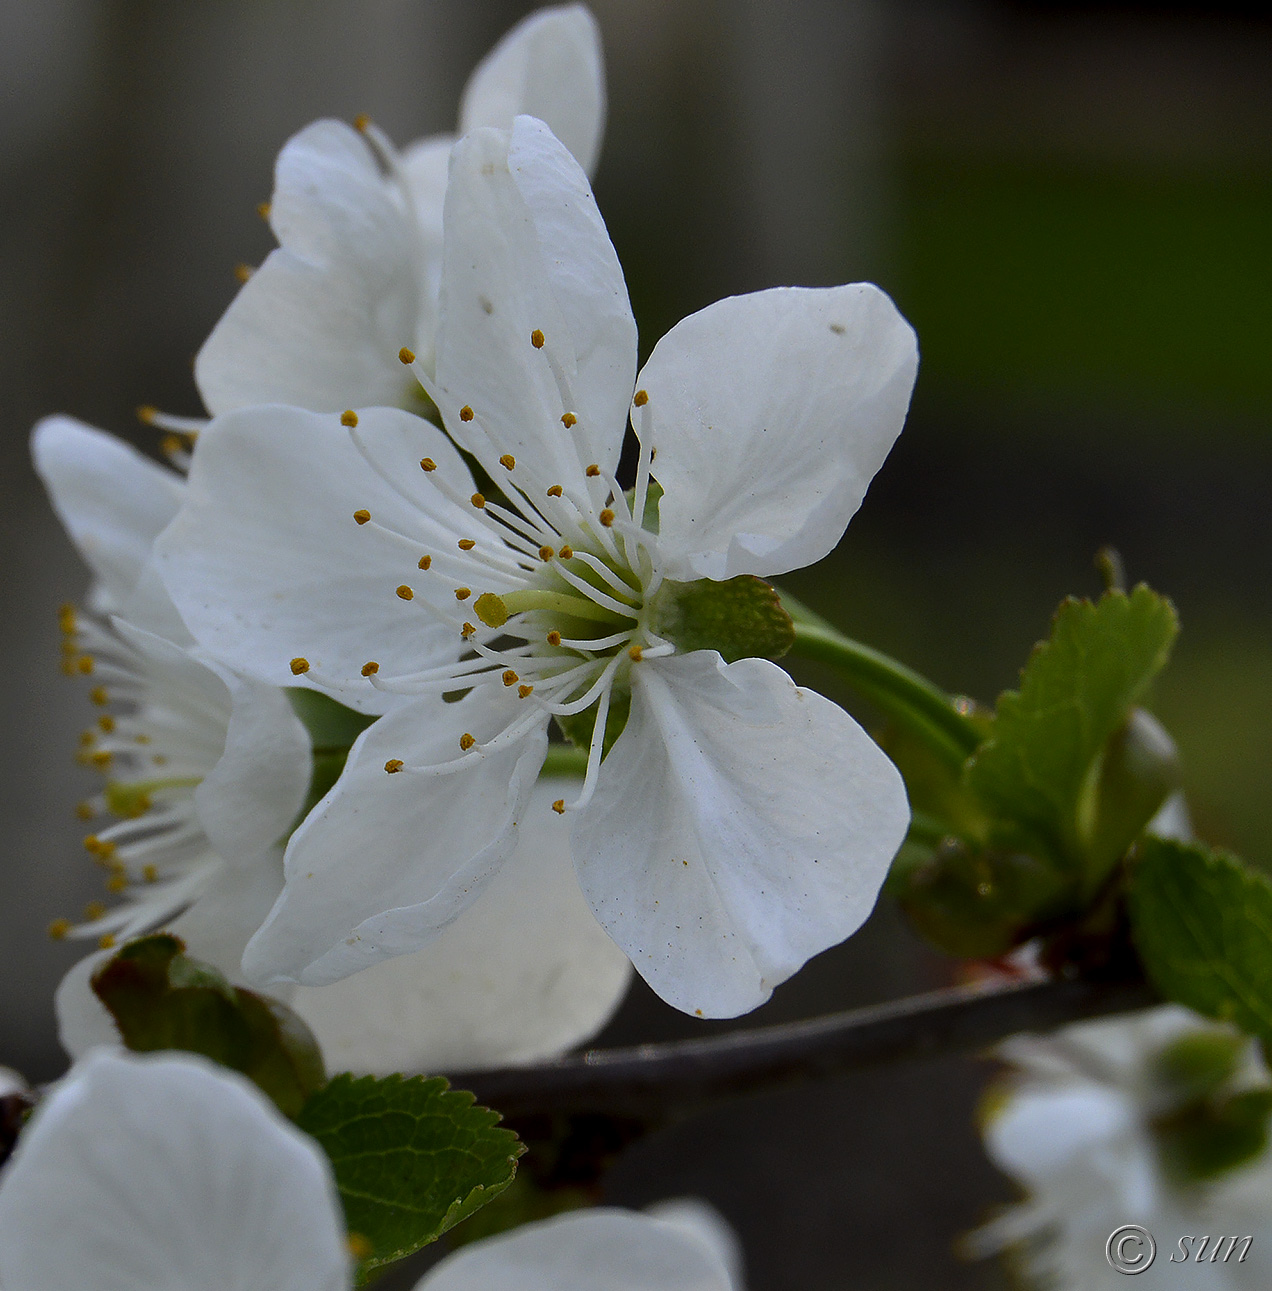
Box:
[780,592,981,774]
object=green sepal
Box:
[1128,837,1272,1051]
[91,934,325,1117]
[650,574,795,663]
[287,689,377,818]
[1155,1088,1272,1185]
[295,1074,523,1283]
[1152,1029,1246,1107]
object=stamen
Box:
[234,263,254,284]
[397,586,414,601]
[547,485,563,497]
[629,645,644,661]
[502,670,519,686]
[458,539,476,551]
[599,509,615,527]
[257,202,272,220]
[531,329,545,349]
[460,406,474,422]
[418,555,431,569]
[361,661,379,676]
[561,413,577,428]
[470,493,486,509]
[538,545,555,561]
[354,510,371,525]
[399,347,416,364]
[454,587,471,601]
[548,631,562,646]
[519,685,534,698]
[552,799,566,814]
[459,733,476,751]
[290,657,310,675]
[340,410,359,428]
[500,454,516,470]
[384,759,404,774]
[353,113,371,132]
[48,918,71,940]
[420,457,437,471]
[98,934,117,950]
[462,622,476,639]
[84,900,107,922]
[586,464,601,478]
[559,544,574,560]
[633,389,649,406]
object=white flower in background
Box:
[195,3,604,416]
[972,1006,1272,1290]
[155,115,916,1017]
[37,416,630,1073]
[0,1050,737,1291]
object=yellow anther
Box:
[341,409,359,428]
[629,645,644,661]
[531,329,545,349]
[547,631,562,647]
[353,509,371,525]
[454,587,471,601]
[135,734,151,744]
[547,484,563,498]
[499,454,516,470]
[633,389,649,407]
[75,801,94,821]
[561,412,577,428]
[77,655,94,675]
[461,622,476,639]
[257,201,271,221]
[90,685,108,705]
[136,404,158,426]
[459,405,474,422]
[502,670,519,687]
[538,544,555,561]
[90,750,113,770]
[353,112,371,132]
[160,434,185,460]
[420,457,437,472]
[459,732,476,752]
[399,346,416,364]
[98,933,117,950]
[552,799,566,814]
[58,602,76,634]
[61,659,76,676]
[361,661,380,676]
[347,1233,374,1261]
[473,592,508,628]
[290,657,310,675]
[458,538,476,551]
[518,684,534,698]
[153,754,167,765]
[586,464,601,477]
[48,918,71,941]
[143,864,158,882]
[79,730,96,748]
[396,585,414,601]
[599,509,615,527]
[470,493,486,509]
[418,555,432,570]
[234,263,254,284]
[558,544,574,559]
[84,900,106,922]
[99,715,115,734]
[384,759,404,774]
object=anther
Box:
[361,661,380,676]
[136,405,158,426]
[538,544,555,561]
[458,539,476,551]
[418,555,432,570]
[257,201,271,221]
[547,631,562,647]
[79,731,96,748]
[599,509,615,527]
[474,593,508,628]
[561,412,577,428]
[99,715,115,733]
[84,901,106,922]
[106,873,127,894]
[629,645,644,661]
[461,622,476,639]
[558,544,574,559]
[459,733,476,751]
[98,934,117,950]
[143,864,158,883]
[75,802,94,821]
[48,918,71,941]
[341,410,359,428]
[454,587,471,601]
[633,389,649,407]
[234,263,254,284]
[399,347,416,364]
[420,457,437,472]
[470,493,486,509]
[552,799,566,814]
[396,585,414,601]
[459,406,474,422]
[90,750,112,770]
[91,686,109,706]
[353,112,371,132]
[58,603,76,634]
[586,464,601,477]
[500,454,516,470]
[290,657,310,675]
[547,485,563,497]
[384,759,404,774]
[160,434,185,459]
[353,509,371,525]
[518,684,534,698]
[77,656,94,675]
[531,329,545,349]
[502,670,519,686]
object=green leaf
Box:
[650,574,795,663]
[92,934,325,1117]
[967,584,1178,877]
[1128,837,1272,1049]
[296,1074,524,1282]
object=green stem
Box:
[781,594,981,774]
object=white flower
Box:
[37,416,630,1073]
[972,1006,1272,1290]
[195,4,604,416]
[155,116,916,1016]
[0,1050,735,1291]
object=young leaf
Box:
[91,934,325,1117]
[1128,837,1272,1049]
[296,1074,523,1281]
[967,585,1178,876]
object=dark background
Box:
[3,2,1270,1286]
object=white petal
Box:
[243,686,548,987]
[154,404,474,709]
[416,1209,733,1291]
[398,134,452,364]
[195,666,311,865]
[435,118,635,485]
[637,284,918,581]
[573,652,909,1017]
[643,1199,745,1291]
[459,5,606,177]
[31,416,185,613]
[54,950,120,1059]
[0,1050,348,1291]
[195,119,420,415]
[290,778,628,1074]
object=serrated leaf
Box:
[967,585,1178,874]
[92,934,325,1117]
[296,1074,523,1282]
[1128,837,1272,1048]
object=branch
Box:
[456,975,1156,1119]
